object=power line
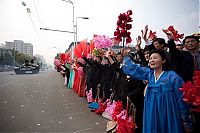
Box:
[26,9,42,40]
[32,0,42,27]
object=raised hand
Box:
[141,25,148,42]
[162,29,174,40]
[136,36,141,45]
[135,36,142,51]
[105,51,110,57]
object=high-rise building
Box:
[5,40,33,57]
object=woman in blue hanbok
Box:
[122,50,192,133]
[67,61,75,89]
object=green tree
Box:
[13,50,31,66]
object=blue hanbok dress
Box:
[67,64,74,89]
[122,56,192,133]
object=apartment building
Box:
[5,40,33,57]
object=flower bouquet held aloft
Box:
[94,35,112,49]
[179,71,200,112]
[148,30,157,41]
[162,25,184,42]
[114,10,133,47]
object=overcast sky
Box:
[0,0,199,64]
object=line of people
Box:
[59,26,199,133]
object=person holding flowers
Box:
[164,31,200,133]
[122,49,192,133]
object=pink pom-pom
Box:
[104,101,116,117]
[86,89,93,103]
[94,35,112,48]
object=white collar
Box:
[154,71,164,83]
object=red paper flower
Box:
[179,71,200,112]
[114,10,133,46]
[60,53,67,64]
[117,109,136,133]
[126,37,132,44]
[126,24,132,30]
[126,10,133,16]
[112,101,123,121]
[117,117,136,133]
[95,102,107,114]
[163,26,184,42]
[148,30,157,41]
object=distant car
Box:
[14,64,40,74]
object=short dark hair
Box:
[116,52,122,56]
[149,49,166,61]
[149,49,169,71]
[182,35,199,45]
[152,38,167,47]
[143,45,149,52]
[176,44,183,46]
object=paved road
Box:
[0,69,107,133]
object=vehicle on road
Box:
[14,65,40,74]
[14,59,40,74]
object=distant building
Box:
[111,45,136,53]
[5,40,33,57]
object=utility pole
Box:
[13,48,15,67]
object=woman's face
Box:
[149,53,165,69]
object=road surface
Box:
[0,69,107,132]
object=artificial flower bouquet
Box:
[179,71,200,112]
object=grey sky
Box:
[0,0,199,63]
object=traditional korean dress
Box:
[68,65,74,89]
[77,67,86,97]
[72,67,80,93]
[122,56,192,133]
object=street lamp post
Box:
[13,46,15,67]
[40,28,74,33]
[75,17,89,45]
[61,0,75,59]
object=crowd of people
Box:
[57,26,199,133]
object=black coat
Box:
[168,40,196,82]
[83,57,102,99]
[109,62,132,108]
[82,57,95,91]
[100,64,115,99]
